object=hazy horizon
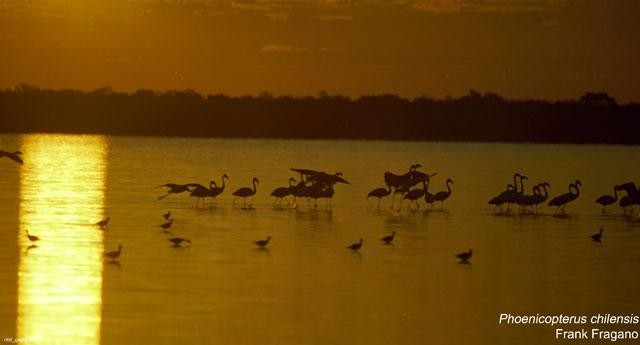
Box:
[1,0,639,102]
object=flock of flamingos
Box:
[3,151,638,265]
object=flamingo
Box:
[424,179,436,209]
[531,182,551,214]
[488,173,526,213]
[96,217,110,229]
[548,180,581,215]
[433,178,453,210]
[25,230,39,243]
[367,184,392,209]
[190,181,216,208]
[380,231,396,245]
[308,182,335,208]
[455,249,473,263]
[590,228,603,243]
[347,238,363,252]
[271,178,296,205]
[208,174,229,206]
[169,237,191,247]
[232,177,259,208]
[402,181,426,210]
[595,187,618,213]
[104,245,123,261]
[254,236,271,248]
[0,150,23,164]
[157,183,197,200]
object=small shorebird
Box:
[160,218,174,232]
[104,245,123,261]
[254,236,271,248]
[163,210,172,220]
[590,228,603,243]
[25,230,39,243]
[347,238,363,252]
[380,231,396,245]
[169,237,191,246]
[96,217,110,229]
[455,249,473,263]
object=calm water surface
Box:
[0,134,639,345]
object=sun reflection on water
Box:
[18,134,108,345]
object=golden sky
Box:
[0,0,638,101]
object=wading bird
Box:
[380,231,396,245]
[208,174,229,206]
[190,180,216,208]
[104,245,123,261]
[595,187,618,213]
[96,217,110,229]
[488,173,527,213]
[254,236,271,248]
[157,183,197,200]
[590,228,603,243]
[163,210,172,220]
[402,181,427,210]
[455,249,473,263]
[25,230,39,243]
[434,178,454,210]
[169,237,191,247]
[367,184,392,209]
[233,177,259,208]
[548,180,581,215]
[0,150,23,164]
[160,218,174,232]
[347,238,363,252]
[271,178,296,205]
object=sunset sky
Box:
[0,0,638,102]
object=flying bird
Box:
[0,150,23,164]
[380,231,396,245]
[455,249,473,263]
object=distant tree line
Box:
[1,84,639,144]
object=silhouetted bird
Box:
[169,237,191,246]
[96,217,110,229]
[232,177,259,208]
[434,178,453,210]
[190,181,216,208]
[402,181,427,210]
[254,236,271,248]
[104,245,123,261]
[0,150,23,164]
[160,218,174,232]
[367,184,392,208]
[157,183,198,200]
[208,174,229,205]
[271,178,296,204]
[347,238,363,251]
[488,173,526,212]
[380,231,396,245]
[25,230,39,243]
[595,187,618,213]
[548,180,581,215]
[455,249,473,263]
[163,210,172,220]
[590,228,603,243]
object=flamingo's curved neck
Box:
[518,176,525,194]
[446,180,452,194]
[252,179,258,192]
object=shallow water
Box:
[0,133,639,345]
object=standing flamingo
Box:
[433,178,453,210]
[190,181,216,208]
[271,178,296,205]
[548,180,581,215]
[367,184,392,209]
[207,174,229,206]
[401,181,427,210]
[595,187,618,213]
[233,177,259,208]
